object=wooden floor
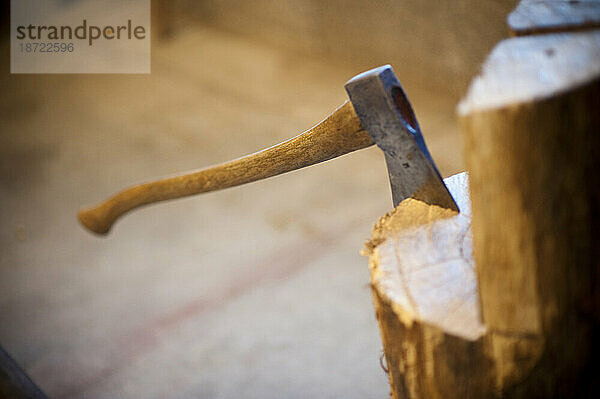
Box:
[0,26,461,398]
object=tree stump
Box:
[364,2,600,397]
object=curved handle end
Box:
[78,206,112,235]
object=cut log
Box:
[366,172,487,398]
[460,29,600,397]
[365,5,600,398]
[364,172,547,398]
[508,0,600,36]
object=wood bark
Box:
[365,2,600,397]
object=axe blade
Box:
[345,65,458,211]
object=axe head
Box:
[345,65,458,211]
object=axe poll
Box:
[78,65,458,235]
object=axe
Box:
[78,65,458,235]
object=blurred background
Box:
[1,1,515,397]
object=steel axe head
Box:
[345,65,458,210]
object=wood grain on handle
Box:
[78,101,374,234]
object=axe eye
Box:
[391,86,418,135]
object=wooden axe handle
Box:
[78,101,374,234]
